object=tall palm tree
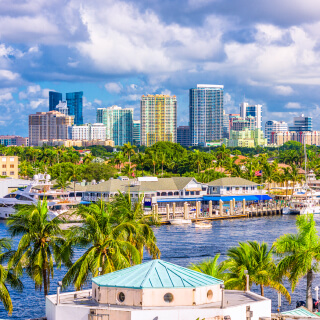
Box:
[225,241,290,301]
[123,142,136,168]
[114,151,125,173]
[159,153,166,176]
[68,164,83,200]
[274,215,320,311]
[112,193,160,259]
[7,200,69,296]
[0,238,23,315]
[189,254,227,280]
[62,201,142,290]
[193,150,203,174]
[133,153,146,176]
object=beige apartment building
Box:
[0,156,19,179]
[140,94,177,146]
[29,111,74,146]
[271,131,320,146]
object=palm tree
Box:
[7,200,70,296]
[68,164,83,200]
[123,142,136,168]
[160,153,166,176]
[0,238,23,315]
[225,241,290,301]
[193,150,203,174]
[189,254,227,280]
[274,215,320,311]
[54,174,70,191]
[62,201,142,290]
[263,162,279,195]
[114,151,125,173]
[112,193,160,259]
[133,153,146,176]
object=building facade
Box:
[177,126,190,147]
[133,120,141,146]
[0,135,28,146]
[66,91,83,125]
[72,123,106,141]
[141,94,177,146]
[289,114,312,132]
[55,101,68,116]
[271,131,320,146]
[223,128,267,148]
[97,106,133,146]
[29,111,74,146]
[49,91,62,111]
[240,102,262,129]
[265,120,288,144]
[230,116,255,132]
[189,84,224,146]
[0,156,19,179]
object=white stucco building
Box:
[71,123,106,141]
[46,260,271,320]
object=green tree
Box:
[68,164,83,200]
[62,201,142,290]
[7,200,70,295]
[189,254,227,280]
[123,142,136,168]
[114,151,125,173]
[225,241,290,301]
[0,238,23,315]
[274,215,320,311]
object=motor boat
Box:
[0,174,79,220]
[283,198,320,215]
[168,218,192,225]
[194,221,212,229]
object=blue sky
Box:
[1,0,320,136]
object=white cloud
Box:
[104,82,123,94]
[0,92,13,103]
[94,99,102,105]
[29,99,46,109]
[284,102,303,109]
[0,69,19,81]
[274,85,294,96]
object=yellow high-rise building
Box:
[140,94,177,147]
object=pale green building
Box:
[223,128,267,148]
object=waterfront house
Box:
[46,260,271,320]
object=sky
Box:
[1,0,320,136]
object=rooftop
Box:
[92,259,223,289]
[207,177,257,187]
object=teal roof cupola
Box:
[92,259,223,289]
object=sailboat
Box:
[283,141,320,215]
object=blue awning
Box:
[80,201,91,205]
[157,198,202,203]
[202,195,272,202]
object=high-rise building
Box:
[230,116,256,132]
[289,114,312,132]
[0,135,29,146]
[55,101,68,116]
[29,111,74,146]
[49,91,62,111]
[97,106,133,146]
[177,126,190,147]
[141,94,177,147]
[66,91,83,125]
[72,123,106,141]
[265,120,288,144]
[222,111,230,138]
[240,102,262,129]
[133,120,141,146]
[189,85,224,146]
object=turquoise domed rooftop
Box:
[92,259,223,289]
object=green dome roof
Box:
[92,259,223,289]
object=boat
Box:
[169,218,192,225]
[194,221,212,229]
[0,173,79,220]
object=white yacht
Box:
[283,198,320,215]
[0,174,79,220]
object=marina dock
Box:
[154,200,284,224]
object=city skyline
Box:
[1,1,320,136]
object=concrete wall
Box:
[94,284,221,308]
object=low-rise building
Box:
[38,139,114,147]
[265,120,288,144]
[271,131,320,146]
[46,259,271,320]
[0,156,19,179]
[0,135,29,147]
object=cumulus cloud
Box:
[284,102,303,109]
[274,85,294,96]
[104,82,123,94]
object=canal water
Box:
[0,215,319,319]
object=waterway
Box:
[0,215,319,319]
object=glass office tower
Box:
[49,91,62,111]
[66,91,83,125]
[189,84,224,146]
